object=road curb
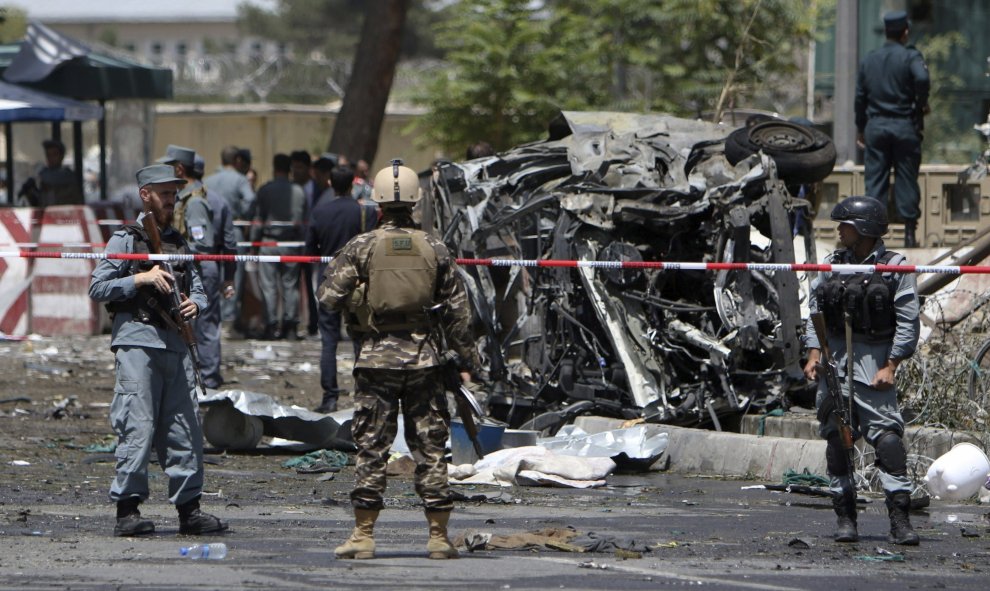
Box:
[573,416,827,480]
[740,413,986,461]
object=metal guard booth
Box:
[0,30,173,202]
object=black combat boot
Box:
[886,491,920,545]
[263,322,282,340]
[904,221,919,248]
[177,496,228,535]
[314,392,338,414]
[832,490,858,543]
[282,320,299,341]
[114,497,155,537]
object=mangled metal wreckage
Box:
[427,112,828,432]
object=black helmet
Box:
[830,196,888,237]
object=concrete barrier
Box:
[0,208,41,336]
[29,206,102,336]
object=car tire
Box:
[724,120,836,184]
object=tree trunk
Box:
[328,0,409,165]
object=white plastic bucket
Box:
[924,442,990,501]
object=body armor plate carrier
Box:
[351,229,439,333]
[105,224,191,328]
[817,250,900,343]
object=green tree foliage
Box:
[0,7,28,44]
[238,0,443,60]
[413,0,610,153]
[415,0,815,155]
[916,32,979,164]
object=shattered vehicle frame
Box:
[425,112,824,432]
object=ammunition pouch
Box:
[106,292,169,328]
[818,250,900,343]
[105,223,191,329]
[345,282,373,335]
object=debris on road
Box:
[281,449,348,474]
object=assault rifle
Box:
[142,212,209,398]
[810,312,856,479]
[425,304,486,459]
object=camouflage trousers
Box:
[350,367,453,512]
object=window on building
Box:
[177,42,188,57]
[151,42,163,55]
[946,183,981,222]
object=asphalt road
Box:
[1,470,988,590]
[1,335,988,590]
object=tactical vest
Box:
[817,250,900,343]
[173,185,206,241]
[106,224,191,328]
[351,228,439,332]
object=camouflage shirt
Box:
[317,216,479,372]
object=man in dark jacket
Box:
[855,10,930,248]
[306,163,364,413]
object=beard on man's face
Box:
[154,205,173,227]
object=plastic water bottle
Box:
[179,543,228,560]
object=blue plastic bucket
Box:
[450,420,504,465]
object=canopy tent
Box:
[0,43,173,102]
[0,80,104,202]
[0,21,173,203]
[0,80,104,123]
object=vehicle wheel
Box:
[724,120,836,184]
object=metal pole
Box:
[73,121,83,204]
[98,100,107,201]
[833,0,859,165]
[5,123,13,206]
[50,122,61,143]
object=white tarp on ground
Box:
[449,445,616,488]
[200,389,352,450]
[540,424,669,463]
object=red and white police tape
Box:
[0,250,988,275]
[0,241,305,249]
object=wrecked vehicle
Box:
[424,112,834,432]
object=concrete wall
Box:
[154,105,443,185]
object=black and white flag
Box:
[3,20,90,83]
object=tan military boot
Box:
[334,508,378,559]
[425,510,459,559]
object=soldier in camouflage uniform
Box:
[317,161,479,560]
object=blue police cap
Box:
[136,164,187,188]
[155,144,196,168]
[883,10,909,32]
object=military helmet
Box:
[831,195,888,237]
[372,160,420,206]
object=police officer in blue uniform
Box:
[804,196,921,546]
[90,164,227,537]
[855,10,930,248]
